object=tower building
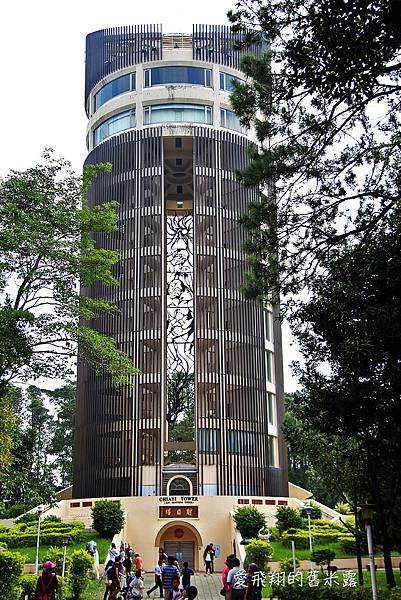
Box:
[73,25,288,501]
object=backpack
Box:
[38,574,56,600]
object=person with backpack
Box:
[34,560,59,600]
[104,556,121,600]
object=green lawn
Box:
[12,531,111,564]
[270,540,356,561]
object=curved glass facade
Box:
[94,110,136,146]
[144,104,212,125]
[220,108,244,133]
[144,66,212,88]
[94,73,135,112]
[220,71,242,92]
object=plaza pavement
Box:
[142,572,222,600]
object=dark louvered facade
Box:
[73,25,288,499]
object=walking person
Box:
[34,560,58,600]
[106,542,119,564]
[162,555,180,600]
[135,553,144,574]
[181,561,194,591]
[147,559,164,598]
[124,550,133,576]
[104,557,121,600]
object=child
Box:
[129,569,144,599]
[181,562,194,590]
[169,575,186,600]
[186,587,198,600]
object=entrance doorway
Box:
[164,541,195,567]
[156,521,202,571]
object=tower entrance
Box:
[156,521,202,570]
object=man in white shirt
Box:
[147,559,163,598]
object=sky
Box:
[0,0,300,392]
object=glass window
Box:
[144,104,212,126]
[268,435,278,467]
[220,72,241,92]
[94,73,135,112]
[221,108,245,133]
[265,351,274,383]
[144,66,212,87]
[268,392,276,425]
[199,429,217,452]
[264,310,273,342]
[94,110,136,146]
[228,431,255,455]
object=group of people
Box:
[103,542,144,599]
[147,549,197,600]
[222,556,262,600]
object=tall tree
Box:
[0,150,138,386]
[227,0,401,301]
[46,382,76,489]
[287,215,401,587]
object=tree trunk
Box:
[353,506,364,586]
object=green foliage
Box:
[311,548,336,570]
[245,538,272,570]
[338,535,357,555]
[334,502,352,515]
[91,500,125,539]
[45,545,72,577]
[0,150,136,386]
[271,582,399,600]
[20,574,37,597]
[233,506,266,539]
[0,520,85,549]
[275,506,303,535]
[300,504,322,520]
[68,549,93,599]
[0,550,24,600]
[280,557,300,573]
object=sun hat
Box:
[43,560,56,570]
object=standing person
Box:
[147,559,164,598]
[169,575,186,600]
[159,547,168,564]
[129,569,145,599]
[34,560,58,600]
[181,561,194,591]
[105,557,122,600]
[162,555,180,600]
[222,556,235,600]
[244,564,263,600]
[102,558,114,600]
[202,544,213,576]
[208,543,216,574]
[227,558,247,600]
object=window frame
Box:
[94,73,135,112]
[143,66,212,88]
[144,103,213,126]
[93,109,136,147]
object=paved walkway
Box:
[143,573,221,600]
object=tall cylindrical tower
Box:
[73,25,288,499]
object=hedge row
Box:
[21,521,84,533]
[0,527,84,548]
[281,530,341,549]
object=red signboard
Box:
[159,506,199,518]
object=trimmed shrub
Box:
[245,538,272,570]
[311,549,336,571]
[20,574,37,598]
[280,557,301,573]
[338,535,357,554]
[45,546,72,577]
[69,549,93,599]
[0,550,24,600]
[233,506,267,539]
[15,512,39,524]
[275,506,303,535]
[282,529,340,548]
[271,582,398,599]
[91,500,125,540]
